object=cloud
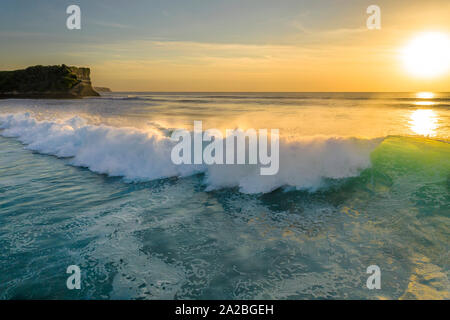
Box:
[92,21,132,29]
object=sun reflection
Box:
[409,109,438,136]
[416,92,434,99]
[414,101,436,106]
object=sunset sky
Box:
[0,0,449,91]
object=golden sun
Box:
[401,32,450,78]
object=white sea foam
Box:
[0,113,382,194]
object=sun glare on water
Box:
[402,32,450,78]
[409,109,438,137]
[414,92,436,106]
[416,92,434,99]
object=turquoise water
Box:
[0,93,449,299]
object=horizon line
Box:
[106,91,449,93]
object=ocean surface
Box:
[0,92,449,299]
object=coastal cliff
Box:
[0,65,100,98]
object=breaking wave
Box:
[0,113,382,194]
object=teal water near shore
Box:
[0,93,449,299]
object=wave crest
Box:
[0,113,382,193]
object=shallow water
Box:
[0,92,449,299]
